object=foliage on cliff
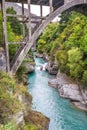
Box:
[23,110,49,130]
[37,11,87,87]
[0,9,22,46]
[0,70,36,130]
[0,71,29,124]
[37,22,59,54]
[0,70,48,130]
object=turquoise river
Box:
[28,57,87,130]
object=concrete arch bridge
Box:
[0,0,87,74]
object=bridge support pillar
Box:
[40,4,43,17]
[2,0,10,73]
[22,2,25,38]
[40,4,43,24]
[27,0,31,41]
[49,0,53,13]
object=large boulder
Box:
[48,79,58,88]
[43,53,49,61]
[48,73,87,111]
[23,62,35,73]
[35,53,43,58]
[45,62,58,75]
[58,84,83,101]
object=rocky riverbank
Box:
[35,53,87,111]
[48,73,87,111]
[35,53,58,75]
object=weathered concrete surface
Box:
[48,73,87,111]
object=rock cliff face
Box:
[0,48,6,71]
[45,62,58,75]
[24,110,50,130]
[16,92,50,130]
[23,62,35,73]
[48,73,87,111]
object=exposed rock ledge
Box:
[45,62,58,75]
[24,110,50,130]
[48,73,87,111]
[23,62,35,73]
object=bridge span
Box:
[0,0,87,74]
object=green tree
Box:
[36,11,87,85]
[6,7,23,35]
[37,22,59,55]
[67,48,83,79]
[6,7,28,36]
[81,70,87,87]
[56,50,68,72]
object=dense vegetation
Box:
[0,71,30,128]
[0,70,48,130]
[37,11,87,87]
[0,9,22,46]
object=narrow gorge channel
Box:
[28,57,87,130]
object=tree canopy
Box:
[37,11,87,87]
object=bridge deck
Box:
[5,0,64,8]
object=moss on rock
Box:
[24,110,50,130]
[0,70,49,130]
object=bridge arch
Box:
[11,0,87,74]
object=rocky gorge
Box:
[48,73,87,112]
[35,52,87,112]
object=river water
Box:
[28,57,87,130]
